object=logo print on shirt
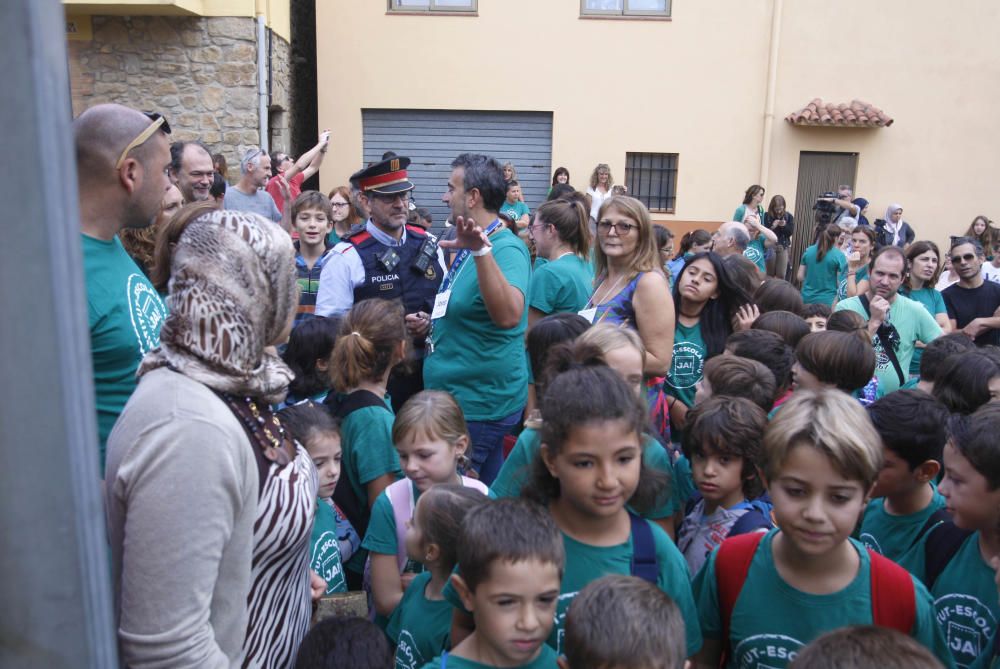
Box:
[127,274,165,355]
[734,633,803,669]
[669,342,705,389]
[934,593,996,667]
[310,530,346,594]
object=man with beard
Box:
[943,237,1000,347]
[74,103,171,470]
[835,245,942,396]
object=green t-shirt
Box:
[532,256,548,271]
[388,572,452,669]
[899,530,998,668]
[665,321,707,409]
[835,294,943,396]
[837,265,869,302]
[82,234,167,470]
[858,486,946,562]
[744,237,767,273]
[695,530,952,669]
[528,253,594,315]
[421,644,558,669]
[552,522,702,656]
[905,286,948,376]
[491,428,678,519]
[800,244,847,306]
[499,200,530,225]
[339,399,402,527]
[424,228,531,421]
[326,228,341,246]
[310,498,347,595]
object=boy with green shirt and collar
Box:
[422,498,564,669]
[859,390,949,562]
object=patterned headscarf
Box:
[139,209,298,403]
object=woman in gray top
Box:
[105,203,303,668]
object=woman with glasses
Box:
[526,197,594,327]
[901,241,952,377]
[585,196,674,377]
[327,185,362,244]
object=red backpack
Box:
[715,532,916,664]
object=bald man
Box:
[711,221,750,258]
[75,103,171,471]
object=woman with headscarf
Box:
[852,197,870,227]
[105,203,320,669]
[874,203,915,249]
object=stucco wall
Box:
[316,0,1000,247]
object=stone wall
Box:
[68,15,292,177]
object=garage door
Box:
[362,109,553,234]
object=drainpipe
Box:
[256,0,269,152]
[758,0,783,185]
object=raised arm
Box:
[286,130,331,182]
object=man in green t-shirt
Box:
[425,154,531,484]
[75,104,172,471]
[835,247,942,396]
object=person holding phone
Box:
[763,194,794,279]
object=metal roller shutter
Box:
[362,109,553,234]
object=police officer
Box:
[316,155,443,409]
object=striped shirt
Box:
[294,242,334,328]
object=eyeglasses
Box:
[370,191,411,203]
[951,253,978,264]
[115,112,171,170]
[597,220,638,236]
[330,202,350,208]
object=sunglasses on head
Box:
[115,112,171,170]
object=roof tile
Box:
[785,98,894,128]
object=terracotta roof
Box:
[785,99,894,128]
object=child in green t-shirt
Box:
[521,362,702,658]
[693,390,952,669]
[422,498,565,669]
[899,406,1000,669]
[278,400,348,596]
[859,390,949,562]
[561,575,688,669]
[364,391,490,620]
[388,485,489,669]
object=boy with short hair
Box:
[801,302,832,332]
[789,625,945,669]
[911,332,976,394]
[499,180,531,231]
[291,190,335,328]
[725,329,795,411]
[899,405,1000,669]
[859,390,949,561]
[427,498,565,669]
[293,616,393,669]
[694,356,777,412]
[692,390,952,669]
[677,397,769,575]
[560,575,688,669]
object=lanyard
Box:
[438,219,503,294]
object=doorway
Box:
[790,151,859,284]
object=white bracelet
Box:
[470,245,492,257]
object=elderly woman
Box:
[105,204,320,668]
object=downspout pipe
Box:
[759,0,783,185]
[256,1,268,152]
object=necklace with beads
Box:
[218,392,292,466]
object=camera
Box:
[813,192,838,228]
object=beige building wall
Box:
[317,0,999,247]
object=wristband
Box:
[470,246,492,257]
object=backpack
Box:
[677,494,774,546]
[715,532,916,663]
[384,475,489,573]
[629,512,659,584]
[324,389,390,538]
[922,520,974,591]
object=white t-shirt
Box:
[982,263,1000,284]
[587,186,612,221]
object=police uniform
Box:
[314,156,443,409]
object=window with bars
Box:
[625,152,677,213]
[390,0,477,11]
[581,0,670,17]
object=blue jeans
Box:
[466,408,523,486]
